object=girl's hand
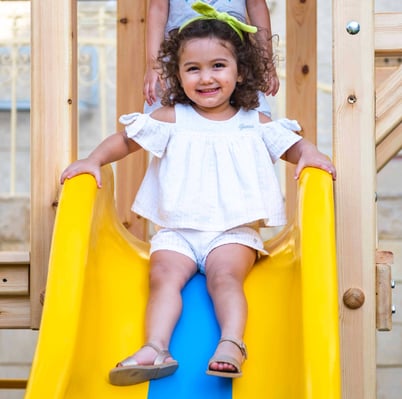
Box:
[60,158,103,188]
[294,147,336,181]
[143,67,165,106]
[265,71,280,97]
[143,67,159,106]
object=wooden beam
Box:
[375,65,402,144]
[30,0,77,328]
[333,1,376,398]
[0,266,29,296]
[0,251,29,264]
[285,0,317,220]
[375,60,399,88]
[375,13,402,55]
[375,250,394,332]
[0,379,27,389]
[116,0,148,240]
[0,297,31,328]
[376,122,402,172]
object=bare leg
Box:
[205,244,256,373]
[123,250,197,365]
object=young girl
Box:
[144,0,280,115]
[61,5,336,387]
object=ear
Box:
[237,74,243,84]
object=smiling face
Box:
[177,37,242,120]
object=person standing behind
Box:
[143,0,280,115]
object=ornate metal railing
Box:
[0,2,117,195]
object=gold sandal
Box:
[206,337,247,378]
[109,342,178,386]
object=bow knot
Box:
[179,1,257,40]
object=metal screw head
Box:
[346,21,360,35]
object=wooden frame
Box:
[333,1,377,398]
[115,0,148,241]
[374,13,402,172]
[30,0,77,329]
[285,0,317,219]
[4,0,401,396]
[0,252,30,328]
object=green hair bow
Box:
[179,1,257,41]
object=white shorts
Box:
[150,226,268,274]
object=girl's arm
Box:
[257,113,335,179]
[144,0,169,106]
[283,138,337,180]
[60,132,141,188]
[246,0,279,96]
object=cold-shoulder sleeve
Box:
[260,118,303,163]
[119,112,171,158]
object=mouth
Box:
[197,87,220,95]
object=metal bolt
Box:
[346,21,360,35]
[391,305,396,314]
[391,279,396,289]
[347,94,357,104]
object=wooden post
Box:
[285,0,317,220]
[116,0,148,240]
[374,14,402,170]
[30,0,77,328]
[376,123,402,172]
[375,65,402,145]
[333,1,376,397]
[376,250,394,332]
[0,252,30,328]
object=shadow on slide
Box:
[25,165,341,399]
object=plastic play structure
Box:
[24,166,340,398]
[0,1,400,398]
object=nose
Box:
[199,69,213,84]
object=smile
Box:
[197,88,220,94]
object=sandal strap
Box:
[142,342,172,366]
[219,337,248,360]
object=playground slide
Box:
[25,165,341,399]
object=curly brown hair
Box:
[157,18,273,110]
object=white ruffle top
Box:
[119,104,302,231]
